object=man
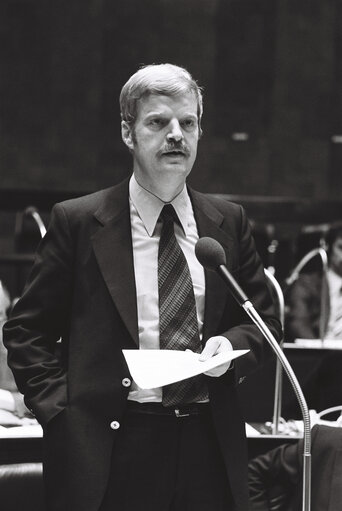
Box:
[285,227,342,413]
[3,64,281,511]
[286,226,342,340]
[248,424,342,511]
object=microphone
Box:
[195,236,311,511]
[195,237,248,306]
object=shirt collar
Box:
[129,174,191,237]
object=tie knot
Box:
[160,204,178,224]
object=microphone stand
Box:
[217,265,311,511]
[264,269,285,435]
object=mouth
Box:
[162,150,186,157]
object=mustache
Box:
[157,143,191,157]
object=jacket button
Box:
[238,376,246,384]
[110,420,120,430]
[122,377,131,388]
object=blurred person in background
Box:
[286,226,342,341]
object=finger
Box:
[204,361,231,377]
[199,338,220,361]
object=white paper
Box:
[293,338,342,349]
[0,424,42,438]
[122,349,249,389]
[245,423,261,437]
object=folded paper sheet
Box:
[122,349,249,389]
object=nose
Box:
[166,120,183,142]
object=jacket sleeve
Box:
[248,440,301,510]
[2,203,73,426]
[220,205,283,379]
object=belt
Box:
[126,401,210,418]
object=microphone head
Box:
[195,237,226,271]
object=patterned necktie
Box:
[158,204,208,406]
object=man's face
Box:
[330,236,342,277]
[122,92,199,193]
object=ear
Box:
[121,121,134,150]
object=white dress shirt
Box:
[127,174,206,402]
[326,268,342,339]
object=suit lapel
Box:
[189,188,236,342]
[90,181,236,348]
[91,179,139,347]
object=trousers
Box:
[99,403,235,511]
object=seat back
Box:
[0,462,45,511]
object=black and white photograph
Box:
[1,2,342,510]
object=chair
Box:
[0,462,45,511]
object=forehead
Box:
[136,92,198,118]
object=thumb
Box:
[199,338,220,362]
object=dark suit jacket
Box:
[3,178,281,511]
[286,272,330,340]
[248,424,342,511]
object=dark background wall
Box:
[1,0,342,198]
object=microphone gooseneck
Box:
[195,236,311,511]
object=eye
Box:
[181,118,197,130]
[149,117,165,128]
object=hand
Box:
[199,336,233,377]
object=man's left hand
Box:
[199,336,233,377]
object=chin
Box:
[162,163,188,174]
